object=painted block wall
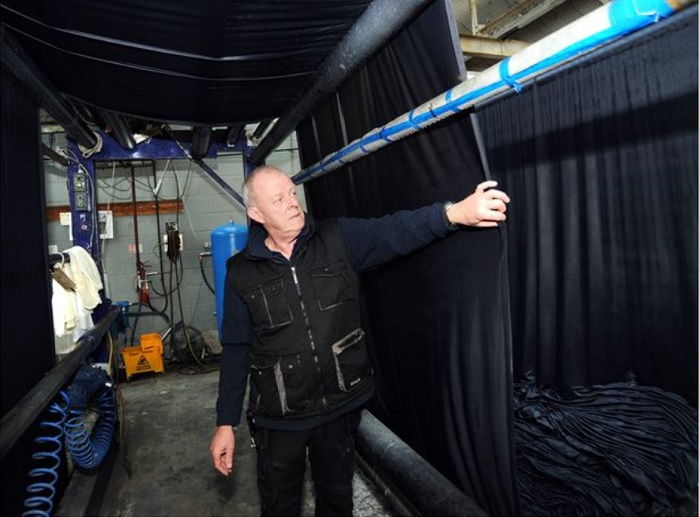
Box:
[43,131,302,362]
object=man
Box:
[210,165,509,516]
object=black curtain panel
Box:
[297,2,519,516]
[477,7,698,408]
[1,74,59,515]
[1,74,56,417]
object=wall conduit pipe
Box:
[292,0,695,184]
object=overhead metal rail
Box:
[249,0,434,165]
[292,0,695,185]
[0,25,99,151]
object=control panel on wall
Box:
[73,171,89,210]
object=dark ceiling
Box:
[0,0,454,165]
[1,0,375,127]
[0,0,606,159]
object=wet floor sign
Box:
[122,335,165,379]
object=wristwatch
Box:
[443,202,459,230]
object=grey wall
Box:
[43,132,302,360]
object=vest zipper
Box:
[290,266,327,409]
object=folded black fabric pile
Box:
[514,375,698,516]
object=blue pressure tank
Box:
[211,221,249,340]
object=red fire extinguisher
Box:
[137,262,150,305]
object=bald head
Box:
[242,166,287,208]
[244,166,305,239]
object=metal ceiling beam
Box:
[459,35,529,59]
[250,0,433,165]
[479,0,567,38]
[0,26,98,150]
[42,143,69,166]
[251,119,275,143]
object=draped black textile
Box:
[0,74,60,515]
[298,4,697,516]
[477,7,698,409]
[0,0,372,124]
[1,74,55,417]
[297,2,519,516]
[514,376,698,516]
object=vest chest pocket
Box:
[331,328,368,392]
[241,278,293,330]
[310,259,354,311]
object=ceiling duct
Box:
[191,126,212,159]
[226,124,246,146]
[97,109,136,150]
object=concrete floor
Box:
[98,364,395,517]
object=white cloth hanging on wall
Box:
[51,247,103,354]
[65,245,103,310]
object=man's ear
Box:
[247,206,264,224]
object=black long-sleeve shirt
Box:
[216,202,453,427]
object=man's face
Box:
[247,169,305,237]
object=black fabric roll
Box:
[514,374,698,516]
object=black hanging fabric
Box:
[1,75,56,416]
[476,6,697,408]
[1,73,60,516]
[297,2,519,516]
[298,2,697,515]
[513,375,698,516]
[476,9,699,514]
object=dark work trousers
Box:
[250,409,362,517]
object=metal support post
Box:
[67,140,99,258]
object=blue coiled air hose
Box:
[22,391,70,517]
[64,387,117,471]
[22,365,117,516]
[63,364,117,471]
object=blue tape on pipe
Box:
[610,0,673,32]
[499,58,524,93]
[407,110,422,131]
[444,89,462,113]
[295,0,678,183]
[379,126,394,143]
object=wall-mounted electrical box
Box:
[163,231,184,251]
[73,172,88,210]
[65,210,114,240]
[163,221,183,252]
[98,210,114,239]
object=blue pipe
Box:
[292,0,681,184]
